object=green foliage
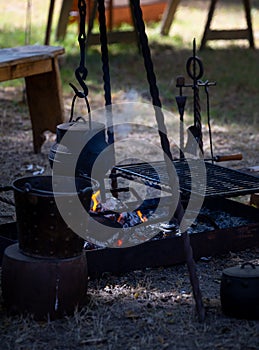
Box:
[0,1,259,129]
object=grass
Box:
[1,0,259,129]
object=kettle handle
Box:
[69,85,91,129]
[241,262,256,269]
[74,116,87,123]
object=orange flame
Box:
[137,210,148,222]
[91,190,101,212]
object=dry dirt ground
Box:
[0,87,259,349]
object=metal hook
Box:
[75,67,89,97]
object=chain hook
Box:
[69,0,91,125]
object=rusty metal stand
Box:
[200,0,254,50]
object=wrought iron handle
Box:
[241,262,256,269]
[79,187,93,196]
[214,154,243,162]
[69,86,91,127]
[0,185,13,192]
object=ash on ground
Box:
[155,206,256,240]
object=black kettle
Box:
[48,118,113,194]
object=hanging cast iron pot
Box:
[220,262,259,319]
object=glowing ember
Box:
[90,192,148,228]
[116,239,123,247]
[114,211,147,228]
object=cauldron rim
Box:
[12,175,99,197]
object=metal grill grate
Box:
[114,160,259,198]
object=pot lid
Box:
[223,262,259,279]
[57,121,105,132]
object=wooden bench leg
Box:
[56,0,74,41]
[200,0,217,50]
[160,0,181,36]
[25,58,64,153]
[243,0,255,48]
[200,0,254,50]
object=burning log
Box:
[89,190,148,229]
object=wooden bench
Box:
[0,45,65,153]
[200,0,254,50]
[160,0,254,49]
[54,0,167,44]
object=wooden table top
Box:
[0,45,64,67]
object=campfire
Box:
[83,175,259,252]
[85,188,159,249]
[90,190,148,228]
